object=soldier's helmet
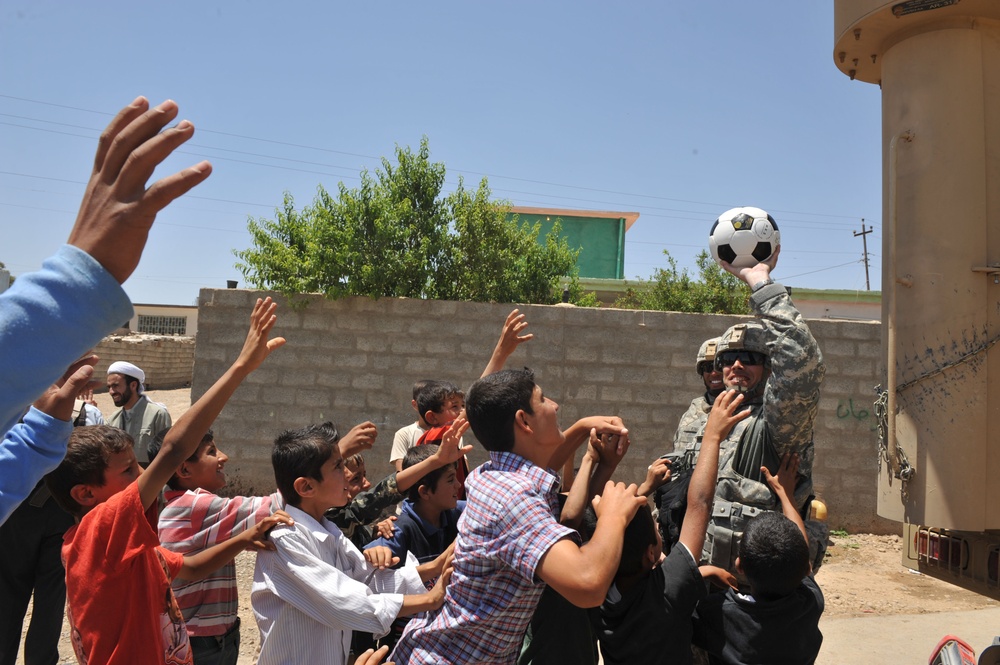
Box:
[714,321,771,371]
[696,337,720,375]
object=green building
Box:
[506,206,640,280]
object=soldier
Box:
[655,336,724,553]
[705,248,828,573]
[671,336,724,458]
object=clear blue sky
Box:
[0,1,882,305]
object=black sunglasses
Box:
[717,350,767,367]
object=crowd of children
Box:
[11,299,825,665]
[9,296,824,665]
[3,101,823,664]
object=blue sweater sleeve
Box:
[0,245,133,435]
[0,406,73,524]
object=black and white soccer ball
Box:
[709,206,780,270]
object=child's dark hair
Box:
[402,444,452,503]
[146,426,214,490]
[617,503,658,579]
[739,511,810,598]
[272,422,340,507]
[45,425,134,517]
[416,380,461,419]
[412,379,436,402]
[465,368,536,453]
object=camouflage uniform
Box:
[670,336,720,462]
[702,281,827,572]
[324,473,402,550]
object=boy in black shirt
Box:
[691,452,824,665]
[592,390,749,665]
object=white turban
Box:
[107,361,145,394]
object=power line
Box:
[0,94,875,223]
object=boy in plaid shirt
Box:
[391,368,645,664]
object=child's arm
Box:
[536,481,647,608]
[636,456,671,497]
[559,442,598,527]
[395,418,472,493]
[176,510,293,581]
[480,309,533,378]
[397,561,452,617]
[678,390,750,559]
[700,565,738,591]
[560,427,631,527]
[762,452,808,544]
[339,421,378,459]
[138,297,284,510]
[552,415,628,473]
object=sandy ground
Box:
[16,388,1000,664]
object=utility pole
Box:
[854,219,873,291]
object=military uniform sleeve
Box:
[752,282,825,456]
[326,473,401,529]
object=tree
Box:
[235,138,588,306]
[613,250,750,314]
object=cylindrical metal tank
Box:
[834,0,1000,531]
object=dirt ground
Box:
[18,388,1000,663]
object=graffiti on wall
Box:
[836,398,876,430]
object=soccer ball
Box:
[709,206,780,269]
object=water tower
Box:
[833,0,1000,596]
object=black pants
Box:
[0,488,74,665]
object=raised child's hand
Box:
[762,452,800,501]
[588,425,631,469]
[32,355,101,422]
[363,545,400,570]
[67,97,212,284]
[340,421,378,458]
[496,309,534,357]
[591,481,645,524]
[242,511,294,551]
[638,456,671,497]
[236,297,286,372]
[704,390,751,444]
[433,417,473,465]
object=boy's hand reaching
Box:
[763,452,800,503]
[363,545,400,570]
[637,456,671,497]
[67,97,212,284]
[591,481,646,525]
[588,425,631,469]
[340,421,378,458]
[236,297,286,372]
[242,510,294,551]
[497,309,533,356]
[704,390,751,444]
[32,355,101,422]
[700,565,738,591]
[432,417,473,466]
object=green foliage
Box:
[235,138,582,305]
[613,250,751,314]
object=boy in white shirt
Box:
[252,421,453,665]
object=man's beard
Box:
[112,385,133,407]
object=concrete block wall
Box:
[193,288,895,534]
[94,335,196,389]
